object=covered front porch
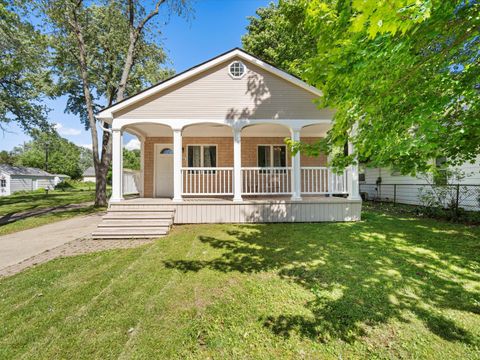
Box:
[110,120,361,205]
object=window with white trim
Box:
[0,179,6,188]
[257,145,287,168]
[187,145,217,168]
[229,61,246,78]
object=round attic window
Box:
[229,61,245,79]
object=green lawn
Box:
[0,211,479,359]
[0,187,96,216]
[0,186,102,235]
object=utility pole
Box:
[44,141,50,172]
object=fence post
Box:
[455,184,460,213]
[393,184,397,206]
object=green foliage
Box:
[245,0,480,176]
[0,150,16,165]
[123,148,140,170]
[0,1,52,131]
[242,0,316,77]
[13,130,85,178]
[43,0,176,128]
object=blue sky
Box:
[0,0,271,151]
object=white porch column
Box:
[233,126,243,202]
[172,128,183,202]
[110,129,123,202]
[347,140,361,200]
[290,128,302,201]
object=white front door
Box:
[155,144,174,197]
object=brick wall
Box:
[143,136,327,197]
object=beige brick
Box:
[142,136,327,197]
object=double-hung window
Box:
[187,145,217,173]
[0,179,6,188]
[258,145,287,172]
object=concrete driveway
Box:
[0,213,103,271]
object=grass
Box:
[0,210,479,359]
[0,184,104,235]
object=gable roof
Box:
[97,48,322,121]
[0,164,54,177]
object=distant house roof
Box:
[83,166,95,177]
[0,164,55,177]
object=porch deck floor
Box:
[119,195,359,205]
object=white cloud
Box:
[124,138,141,151]
[55,122,82,136]
[79,143,92,150]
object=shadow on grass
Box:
[164,211,480,345]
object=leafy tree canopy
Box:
[244,0,480,175]
[123,148,140,170]
[0,1,52,132]
[12,130,85,179]
[242,0,316,77]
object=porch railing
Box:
[301,167,348,194]
[181,167,233,195]
[242,167,292,195]
[181,166,349,196]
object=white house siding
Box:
[0,173,11,196]
[36,178,56,190]
[115,56,333,121]
[8,176,56,194]
[361,156,480,210]
[83,176,96,182]
[10,177,34,193]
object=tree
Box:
[78,146,93,172]
[242,0,316,77]
[123,148,140,170]
[245,0,480,176]
[32,0,186,206]
[0,150,17,165]
[0,1,51,132]
[13,130,84,178]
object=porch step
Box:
[103,211,174,219]
[92,205,175,239]
[108,207,175,212]
[98,219,172,227]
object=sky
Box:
[0,0,271,152]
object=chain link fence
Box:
[360,183,480,212]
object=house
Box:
[0,165,68,196]
[359,155,480,210]
[82,167,96,182]
[93,48,362,238]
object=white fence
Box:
[182,167,233,195]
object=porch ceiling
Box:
[125,123,331,138]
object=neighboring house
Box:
[93,48,362,238]
[0,165,68,196]
[82,167,96,182]
[359,155,480,210]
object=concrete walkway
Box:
[0,213,103,272]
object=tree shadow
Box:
[164,212,480,345]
